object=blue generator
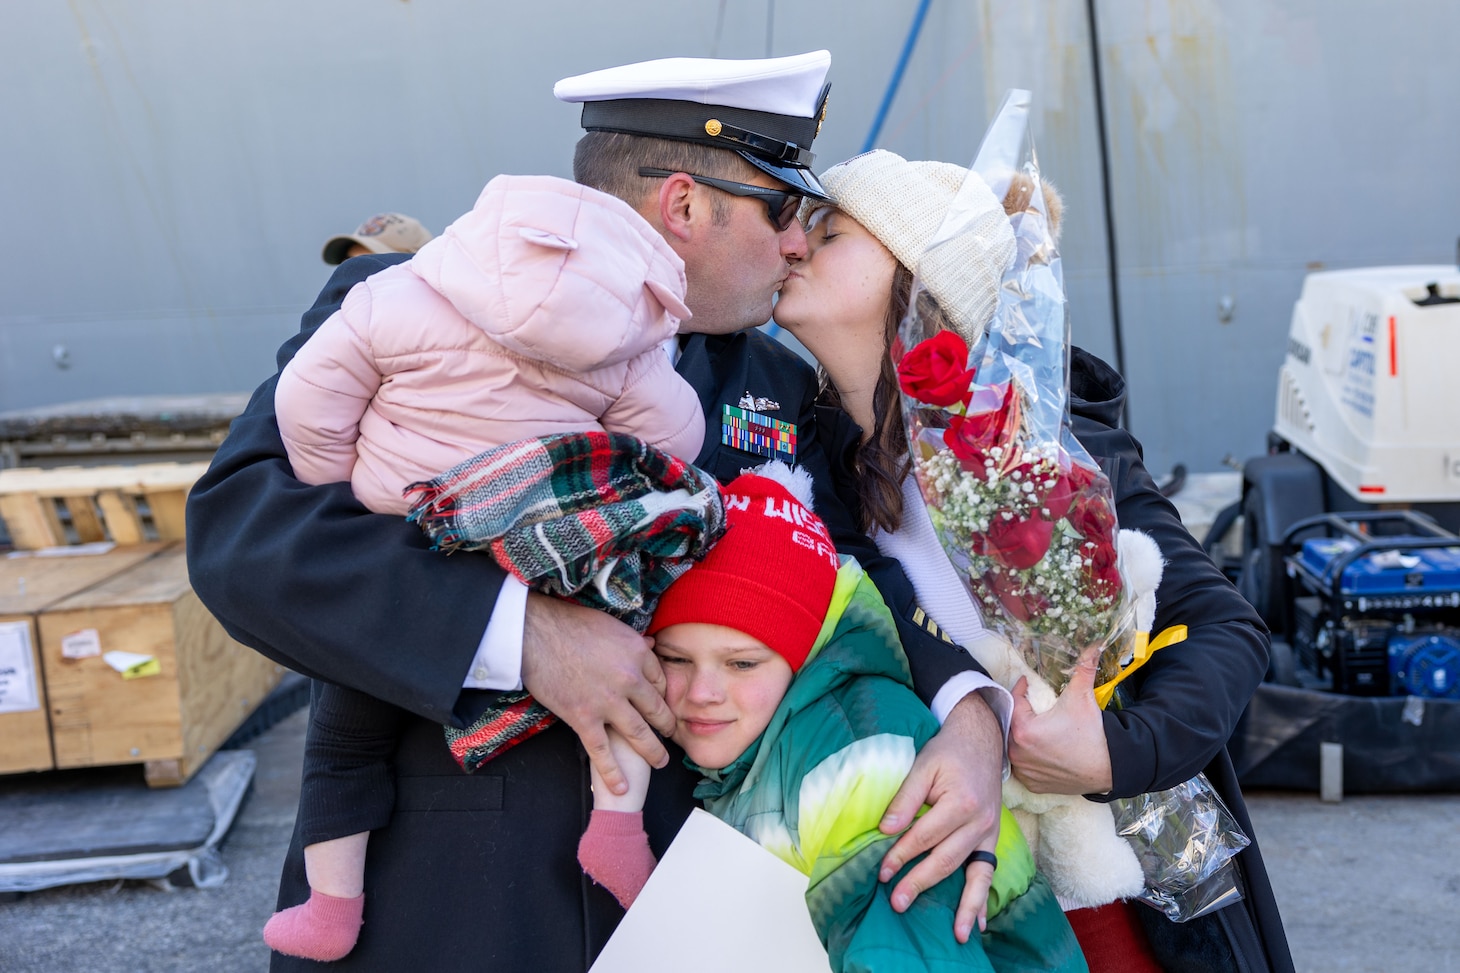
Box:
[1388,633,1460,699]
[1287,512,1460,696]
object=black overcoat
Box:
[185,253,986,971]
[1070,350,1293,973]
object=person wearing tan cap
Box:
[320,212,433,265]
[189,51,1011,972]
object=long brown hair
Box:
[818,261,916,535]
[822,176,1059,534]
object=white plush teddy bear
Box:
[962,527,1165,908]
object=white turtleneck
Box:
[877,478,1014,749]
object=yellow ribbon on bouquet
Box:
[1094,624,1188,709]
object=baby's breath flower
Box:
[912,439,1128,692]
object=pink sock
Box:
[262,888,366,961]
[578,809,657,909]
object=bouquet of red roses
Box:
[894,90,1132,691]
[896,90,1251,922]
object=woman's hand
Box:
[1009,646,1114,795]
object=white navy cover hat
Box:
[554,50,833,201]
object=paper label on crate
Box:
[61,628,103,660]
[0,621,41,713]
[102,650,160,679]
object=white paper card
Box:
[0,621,40,714]
[103,650,154,674]
[589,808,829,973]
[62,628,102,660]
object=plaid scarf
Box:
[404,431,725,772]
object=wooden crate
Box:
[37,547,283,787]
[0,461,210,550]
[0,543,170,775]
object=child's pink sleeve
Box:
[599,350,706,463]
[274,289,386,487]
[577,810,657,910]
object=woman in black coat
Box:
[772,147,1293,971]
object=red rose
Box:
[1087,536,1118,573]
[945,382,1021,471]
[974,511,1054,570]
[1078,532,1122,599]
[984,570,1049,622]
[897,330,974,407]
[1069,492,1116,546]
[1094,561,1123,597]
[1065,457,1101,493]
[945,422,994,478]
[1004,461,1076,525]
[1040,470,1077,523]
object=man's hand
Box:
[1009,646,1113,795]
[520,594,675,795]
[876,693,1003,943]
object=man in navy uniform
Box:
[187,51,1007,971]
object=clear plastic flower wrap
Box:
[1105,683,1253,919]
[895,88,1250,921]
[894,88,1132,691]
[1110,773,1251,919]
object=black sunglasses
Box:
[638,167,803,231]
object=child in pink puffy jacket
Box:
[275,174,702,513]
[263,174,705,962]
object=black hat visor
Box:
[581,96,833,202]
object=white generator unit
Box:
[1240,264,1460,695]
[1273,266,1460,504]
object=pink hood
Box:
[276,174,705,515]
[408,174,691,372]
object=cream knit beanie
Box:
[810,150,1016,347]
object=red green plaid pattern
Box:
[405,431,725,771]
[443,691,556,773]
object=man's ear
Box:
[657,172,698,242]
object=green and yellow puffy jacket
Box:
[689,558,1087,973]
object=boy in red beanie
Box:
[577,463,1085,973]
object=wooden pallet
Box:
[38,547,283,787]
[0,544,173,775]
[0,462,210,550]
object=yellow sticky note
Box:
[121,657,161,679]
